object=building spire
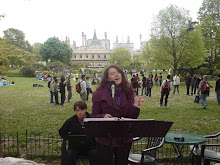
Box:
[93,29,97,40]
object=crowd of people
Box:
[56,65,219,165]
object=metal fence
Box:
[0,130,219,162]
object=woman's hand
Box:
[104,114,112,118]
[133,96,145,108]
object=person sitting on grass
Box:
[59,101,97,165]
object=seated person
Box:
[59,101,97,165]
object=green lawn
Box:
[0,76,219,139]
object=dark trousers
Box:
[186,84,190,95]
[191,86,197,95]
[50,91,54,103]
[96,142,132,165]
[66,148,97,165]
[61,92,65,105]
[54,92,59,104]
[86,88,93,101]
[160,91,169,106]
[67,90,72,102]
[147,88,152,97]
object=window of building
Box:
[80,54,82,58]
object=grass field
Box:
[0,76,219,140]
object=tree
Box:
[39,37,73,64]
[0,38,36,72]
[3,28,33,53]
[198,0,220,74]
[109,47,132,67]
[150,5,207,74]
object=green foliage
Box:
[20,67,36,77]
[109,47,132,66]
[48,61,66,73]
[39,37,73,64]
[3,28,33,53]
[198,0,220,74]
[197,66,210,75]
[150,5,207,74]
[0,38,37,72]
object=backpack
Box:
[162,80,170,91]
[201,81,210,94]
[75,81,82,93]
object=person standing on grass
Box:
[59,76,66,106]
[197,75,211,109]
[159,73,163,86]
[67,76,72,102]
[154,73,158,86]
[48,75,54,103]
[86,76,93,101]
[191,73,197,95]
[141,74,147,96]
[79,75,87,102]
[159,75,172,108]
[172,73,180,94]
[131,75,138,95]
[146,74,153,97]
[195,74,203,93]
[135,73,140,95]
[54,78,59,105]
[215,74,220,105]
[185,73,191,95]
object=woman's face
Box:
[108,67,122,86]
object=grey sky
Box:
[0,0,203,49]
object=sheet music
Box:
[84,118,154,122]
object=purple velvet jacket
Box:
[91,83,140,146]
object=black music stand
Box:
[84,118,173,164]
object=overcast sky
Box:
[0,0,203,49]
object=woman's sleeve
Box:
[91,92,106,118]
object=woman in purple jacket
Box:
[91,65,144,165]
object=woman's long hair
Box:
[96,65,133,96]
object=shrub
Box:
[20,67,36,77]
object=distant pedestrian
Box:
[54,78,59,105]
[48,75,54,103]
[159,75,172,108]
[59,76,66,106]
[86,77,93,101]
[197,75,211,109]
[80,75,87,102]
[146,74,153,97]
[159,73,163,86]
[172,73,180,94]
[135,74,140,95]
[154,73,158,86]
[131,75,138,95]
[141,74,147,96]
[66,76,72,102]
[75,73,79,82]
[185,73,191,95]
[191,73,197,95]
[215,74,220,105]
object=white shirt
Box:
[173,76,180,85]
[80,80,87,93]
